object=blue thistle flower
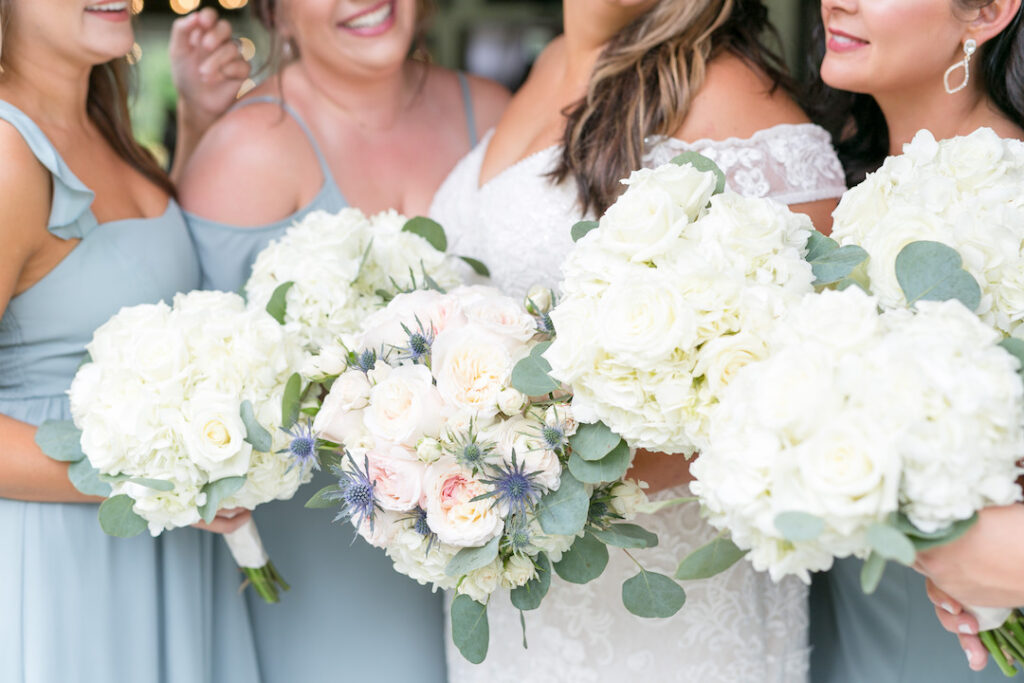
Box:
[446,426,494,473]
[329,453,379,533]
[475,451,543,517]
[355,349,377,373]
[278,421,321,473]
[396,317,435,364]
[502,514,534,554]
[536,311,555,336]
[540,423,567,451]
[405,506,439,556]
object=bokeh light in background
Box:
[169,0,201,14]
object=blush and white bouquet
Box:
[544,156,816,455]
[37,291,314,603]
[245,208,464,356]
[304,285,683,663]
[831,128,1024,337]
[689,287,1024,585]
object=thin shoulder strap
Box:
[231,95,338,187]
[456,72,479,148]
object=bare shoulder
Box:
[674,52,809,142]
[462,72,511,133]
[178,94,317,225]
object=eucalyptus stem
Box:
[242,562,289,604]
[984,629,1019,677]
[996,624,1024,669]
[622,548,645,571]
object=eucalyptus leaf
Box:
[450,594,489,664]
[240,400,273,453]
[98,494,148,538]
[570,220,600,242]
[76,351,93,370]
[510,342,560,396]
[510,553,551,611]
[569,422,621,462]
[128,477,175,492]
[1000,338,1024,379]
[910,515,978,552]
[634,495,696,515]
[621,570,687,618]
[568,440,631,484]
[810,245,869,286]
[318,449,343,472]
[774,511,825,542]
[896,241,981,311]
[805,230,840,263]
[199,476,247,524]
[446,536,501,577]
[68,459,112,497]
[403,216,448,252]
[867,522,916,565]
[459,256,491,277]
[98,473,131,484]
[305,484,342,509]
[860,552,887,594]
[281,373,302,430]
[35,419,86,463]
[670,151,726,195]
[536,471,589,536]
[265,281,294,325]
[675,536,747,580]
[590,523,659,549]
[553,533,609,584]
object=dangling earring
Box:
[944,38,977,94]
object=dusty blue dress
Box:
[0,101,261,683]
[811,559,1007,681]
[184,77,478,683]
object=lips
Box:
[827,27,869,52]
[340,1,394,30]
[85,1,129,12]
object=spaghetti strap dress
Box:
[0,100,261,683]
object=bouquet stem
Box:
[223,517,289,604]
[976,608,1024,677]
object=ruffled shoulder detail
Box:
[644,123,848,205]
[0,100,97,240]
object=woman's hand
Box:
[924,579,988,671]
[192,507,252,534]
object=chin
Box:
[819,62,873,96]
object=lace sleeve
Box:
[644,123,847,204]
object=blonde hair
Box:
[550,0,791,215]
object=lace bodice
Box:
[430,123,846,300]
[428,124,845,683]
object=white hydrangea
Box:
[832,128,1024,336]
[692,287,1024,583]
[547,162,815,453]
[68,291,310,535]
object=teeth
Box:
[831,34,862,45]
[344,3,392,29]
[87,2,128,10]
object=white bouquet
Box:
[305,286,681,663]
[38,291,313,602]
[690,287,1024,585]
[245,208,462,356]
[831,128,1024,337]
[545,156,816,454]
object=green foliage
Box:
[35,419,85,462]
[265,281,295,325]
[510,342,560,396]
[446,536,501,577]
[98,494,148,538]
[199,476,247,524]
[895,240,981,311]
[621,570,687,618]
[675,536,747,580]
[535,472,589,536]
[305,484,342,509]
[281,373,303,430]
[589,523,659,549]
[403,216,448,252]
[866,522,916,565]
[1000,338,1024,381]
[553,533,609,584]
[860,551,887,594]
[569,422,621,462]
[127,477,175,492]
[567,440,631,484]
[450,594,489,664]
[670,151,726,195]
[510,553,551,611]
[459,256,491,277]
[804,231,869,286]
[890,512,978,552]
[774,511,825,542]
[570,220,600,242]
[68,459,112,497]
[240,400,272,453]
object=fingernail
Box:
[941,602,956,614]
[966,650,976,667]
[959,623,976,635]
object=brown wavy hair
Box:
[550,0,793,216]
[0,1,175,198]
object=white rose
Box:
[415,436,444,464]
[693,331,769,398]
[357,509,402,548]
[367,447,427,512]
[462,295,537,346]
[364,364,444,447]
[181,396,253,480]
[313,376,371,447]
[496,388,527,416]
[432,325,519,418]
[608,479,649,519]
[501,554,537,589]
[302,344,350,379]
[424,458,504,547]
[358,290,465,352]
[524,285,554,314]
[458,559,502,602]
[327,370,372,411]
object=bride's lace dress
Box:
[429,123,846,683]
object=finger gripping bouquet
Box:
[306,286,680,663]
[57,291,312,603]
[545,155,817,455]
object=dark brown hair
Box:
[804,0,1024,186]
[549,0,794,216]
[0,2,175,197]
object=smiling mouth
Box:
[829,31,868,47]
[85,1,129,12]
[341,1,394,30]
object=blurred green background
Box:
[131,0,812,161]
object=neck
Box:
[876,84,1002,153]
[0,38,93,131]
[294,57,418,131]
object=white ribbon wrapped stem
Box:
[222,516,270,569]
